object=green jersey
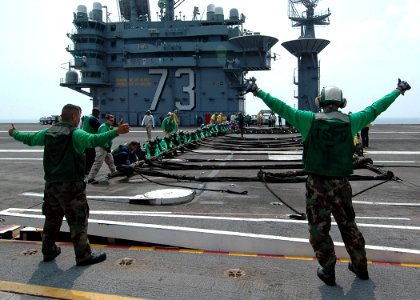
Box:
[12,121,120,182]
[303,112,354,176]
[256,89,401,176]
[82,114,99,134]
[97,122,113,150]
[162,117,177,133]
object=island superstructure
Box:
[60,0,278,126]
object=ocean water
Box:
[373,118,420,125]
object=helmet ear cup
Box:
[341,98,347,108]
[315,96,321,107]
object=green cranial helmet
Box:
[316,86,347,108]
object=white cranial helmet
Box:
[315,86,347,108]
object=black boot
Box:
[317,267,336,286]
[348,263,369,280]
[43,246,61,262]
[76,252,107,266]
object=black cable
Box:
[259,171,304,216]
[393,178,420,190]
[136,168,259,182]
[146,159,303,171]
[27,201,43,209]
[352,179,393,198]
[137,173,248,195]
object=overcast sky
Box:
[0,0,418,123]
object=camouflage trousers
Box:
[306,174,367,272]
[42,181,92,261]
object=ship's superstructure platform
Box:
[60,0,278,126]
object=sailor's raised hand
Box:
[243,77,259,96]
[8,123,16,136]
[117,123,130,134]
[397,78,411,95]
[245,82,259,95]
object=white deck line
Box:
[22,192,133,200]
[0,150,44,152]
[6,207,420,231]
[366,151,420,155]
[0,158,43,161]
[6,207,413,223]
[22,192,420,208]
[373,161,417,163]
[352,200,420,207]
[1,208,419,264]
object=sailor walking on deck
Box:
[8,104,130,266]
[141,110,155,141]
[245,78,411,286]
[87,114,121,184]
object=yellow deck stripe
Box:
[128,245,156,251]
[1,239,419,268]
[284,256,315,261]
[401,263,420,268]
[0,280,144,300]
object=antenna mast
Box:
[282,0,331,112]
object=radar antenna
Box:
[288,0,330,38]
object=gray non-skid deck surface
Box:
[0,123,419,299]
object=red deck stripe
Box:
[1,239,419,268]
